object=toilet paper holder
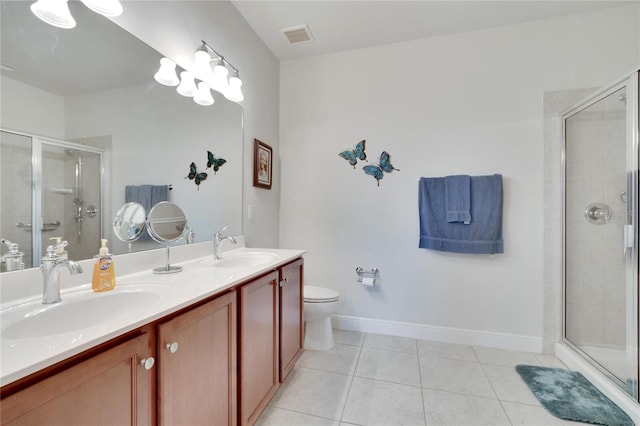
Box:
[355,267,378,283]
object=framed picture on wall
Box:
[253,139,273,189]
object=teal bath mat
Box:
[515,365,634,426]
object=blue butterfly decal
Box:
[186,162,207,190]
[207,151,227,174]
[339,140,367,168]
[363,151,399,186]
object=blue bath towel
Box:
[125,185,169,240]
[445,175,471,224]
[419,174,503,254]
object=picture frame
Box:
[253,139,273,189]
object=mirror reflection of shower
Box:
[66,149,98,242]
[0,130,104,269]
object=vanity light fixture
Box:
[193,82,214,106]
[30,0,76,29]
[176,71,197,97]
[154,40,244,107]
[30,0,122,29]
[154,58,180,87]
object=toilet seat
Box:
[304,286,339,303]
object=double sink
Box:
[0,247,298,386]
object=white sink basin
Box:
[1,285,167,340]
[215,252,279,268]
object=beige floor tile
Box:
[342,377,425,426]
[355,347,421,386]
[534,353,568,369]
[419,355,496,398]
[297,344,361,375]
[333,329,365,346]
[270,367,352,420]
[482,364,540,405]
[473,346,542,367]
[256,407,340,426]
[423,389,510,425]
[417,339,477,361]
[363,333,417,353]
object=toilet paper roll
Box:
[361,276,375,287]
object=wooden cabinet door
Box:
[1,332,155,426]
[157,291,237,426]
[279,258,304,382]
[239,271,279,426]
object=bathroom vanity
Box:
[0,245,304,426]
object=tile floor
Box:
[256,330,591,426]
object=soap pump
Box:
[49,237,68,260]
[92,239,115,292]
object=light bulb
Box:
[224,73,244,103]
[194,82,214,106]
[80,0,122,17]
[194,50,213,82]
[154,58,179,87]
[210,59,229,93]
[176,71,197,97]
[30,0,76,29]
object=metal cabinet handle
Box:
[140,356,155,370]
[280,277,288,287]
[166,342,179,353]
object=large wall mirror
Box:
[0,2,243,272]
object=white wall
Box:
[1,76,65,139]
[279,5,640,348]
[110,0,280,248]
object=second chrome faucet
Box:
[213,226,237,260]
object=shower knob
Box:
[584,203,612,225]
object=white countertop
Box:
[0,244,305,387]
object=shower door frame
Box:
[0,128,107,267]
[561,71,639,401]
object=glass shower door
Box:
[564,75,639,399]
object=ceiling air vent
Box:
[280,24,313,45]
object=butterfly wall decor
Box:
[207,150,227,174]
[363,151,400,186]
[185,150,228,189]
[339,140,367,168]
[185,162,207,189]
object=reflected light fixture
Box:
[210,58,229,93]
[154,58,180,87]
[30,0,76,29]
[176,71,197,97]
[30,0,122,29]
[80,0,123,17]
[193,82,214,106]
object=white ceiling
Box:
[230,1,638,60]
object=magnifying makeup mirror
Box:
[146,201,187,274]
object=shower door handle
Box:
[622,224,634,263]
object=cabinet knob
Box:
[280,277,288,287]
[140,357,155,370]
[166,342,179,353]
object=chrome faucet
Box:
[41,242,83,304]
[213,226,237,260]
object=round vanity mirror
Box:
[112,202,146,242]
[147,202,187,274]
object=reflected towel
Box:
[125,185,169,240]
[419,174,503,254]
[445,175,471,224]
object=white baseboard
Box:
[555,343,640,425]
[332,314,543,353]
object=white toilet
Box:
[303,285,339,350]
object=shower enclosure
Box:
[563,71,639,401]
[0,130,103,270]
